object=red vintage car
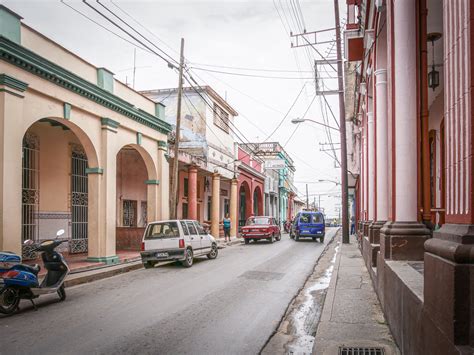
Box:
[240,216,282,244]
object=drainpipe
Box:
[419,0,432,228]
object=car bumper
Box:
[241,233,271,239]
[140,249,186,262]
[297,231,325,237]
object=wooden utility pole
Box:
[334,0,350,243]
[170,38,185,219]
[306,184,309,210]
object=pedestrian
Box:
[350,215,356,235]
[223,213,231,242]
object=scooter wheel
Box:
[0,286,20,314]
[57,285,66,301]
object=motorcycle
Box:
[0,229,70,315]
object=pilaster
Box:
[230,178,238,237]
[211,173,220,238]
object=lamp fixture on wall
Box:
[427,32,442,91]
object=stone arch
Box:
[20,117,99,258]
[239,180,251,226]
[253,185,263,216]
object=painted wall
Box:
[116,148,148,227]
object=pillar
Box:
[157,140,169,220]
[369,69,389,244]
[146,182,159,222]
[188,165,198,220]
[423,1,474,349]
[88,118,119,264]
[230,178,238,237]
[367,110,375,222]
[211,172,220,238]
[0,75,27,255]
[380,0,429,261]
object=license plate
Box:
[301,230,309,234]
[156,252,169,258]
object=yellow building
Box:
[0,5,171,263]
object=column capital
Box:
[231,178,238,185]
[188,165,198,173]
[212,172,220,179]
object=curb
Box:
[64,260,143,288]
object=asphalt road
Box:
[1,228,337,355]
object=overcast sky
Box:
[3,0,344,218]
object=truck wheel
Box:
[181,248,194,268]
[312,237,316,241]
[269,234,275,243]
[276,233,281,241]
[320,236,325,243]
[244,239,249,245]
[295,234,300,241]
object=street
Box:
[1,228,337,355]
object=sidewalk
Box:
[312,235,399,355]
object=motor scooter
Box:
[0,229,70,315]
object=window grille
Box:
[70,145,88,253]
[123,200,137,227]
[21,133,40,260]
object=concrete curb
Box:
[65,260,143,288]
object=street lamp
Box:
[317,179,341,185]
[290,118,339,132]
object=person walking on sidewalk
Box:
[223,213,231,242]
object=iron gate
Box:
[21,133,40,260]
[70,145,88,253]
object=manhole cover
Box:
[339,347,385,355]
[239,270,285,281]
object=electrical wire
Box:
[189,67,316,80]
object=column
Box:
[423,0,474,349]
[156,140,169,220]
[230,178,238,237]
[369,69,389,245]
[88,118,119,264]
[0,76,27,255]
[188,166,198,220]
[211,173,220,238]
[379,0,429,261]
[367,110,375,222]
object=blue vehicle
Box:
[290,211,326,242]
[0,229,69,315]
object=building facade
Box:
[142,86,240,238]
[236,144,265,226]
[0,6,171,263]
[345,0,474,353]
[241,142,297,227]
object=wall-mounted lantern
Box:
[427,32,442,91]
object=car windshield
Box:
[246,217,270,225]
[145,222,180,239]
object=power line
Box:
[189,67,316,80]
[189,62,313,74]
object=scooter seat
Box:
[18,263,41,275]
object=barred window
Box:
[213,104,229,133]
[123,200,137,227]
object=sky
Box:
[2,0,344,218]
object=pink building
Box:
[236,145,265,226]
[345,0,474,353]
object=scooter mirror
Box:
[23,239,34,245]
[56,229,65,238]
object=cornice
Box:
[0,36,172,134]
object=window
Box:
[123,200,137,227]
[207,196,211,221]
[194,222,206,235]
[299,213,311,223]
[197,180,201,199]
[184,178,189,197]
[182,203,188,219]
[180,221,189,235]
[145,222,179,239]
[224,199,230,215]
[186,221,197,234]
[247,217,270,225]
[312,214,324,224]
[213,104,229,133]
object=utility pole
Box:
[306,184,309,210]
[170,38,185,219]
[132,48,136,89]
[334,0,349,243]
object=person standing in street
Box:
[223,213,231,242]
